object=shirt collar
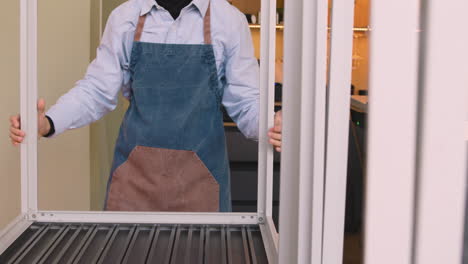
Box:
[140,0,210,17]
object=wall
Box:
[37,0,91,211]
[0,0,21,229]
[0,0,92,229]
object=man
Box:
[9,0,283,212]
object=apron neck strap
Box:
[134,15,146,42]
[134,1,212,45]
[203,1,212,44]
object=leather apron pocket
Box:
[106,146,219,212]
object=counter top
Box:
[351,95,368,113]
[224,96,369,128]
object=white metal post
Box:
[0,0,37,255]
[322,0,355,262]
[465,122,468,141]
[365,0,421,263]
[257,0,279,262]
[20,0,38,216]
[412,0,468,262]
[33,211,259,225]
[279,0,329,262]
[257,0,277,220]
[366,0,468,263]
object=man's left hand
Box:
[268,110,282,152]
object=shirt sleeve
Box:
[222,11,260,141]
[46,10,129,136]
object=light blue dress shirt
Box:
[46,0,260,140]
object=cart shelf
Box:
[0,222,267,264]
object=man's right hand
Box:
[9,98,51,146]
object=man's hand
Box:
[268,110,282,152]
[9,98,51,146]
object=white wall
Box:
[37,0,91,211]
[0,0,21,229]
[0,0,92,229]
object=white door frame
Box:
[322,0,355,262]
[2,0,357,263]
[20,0,39,217]
[12,0,277,226]
[365,0,421,262]
[2,0,282,261]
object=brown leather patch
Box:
[106,146,219,212]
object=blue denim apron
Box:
[105,2,231,212]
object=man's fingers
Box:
[275,114,281,125]
[10,127,25,137]
[10,115,20,129]
[37,98,46,114]
[9,115,25,144]
[273,112,282,132]
[270,124,281,133]
[268,131,282,141]
[269,138,281,147]
[269,111,282,150]
[10,133,24,143]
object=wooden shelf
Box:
[249,24,370,32]
[224,122,238,127]
[249,24,284,30]
[352,27,371,32]
[351,95,368,113]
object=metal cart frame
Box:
[0,0,356,263]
